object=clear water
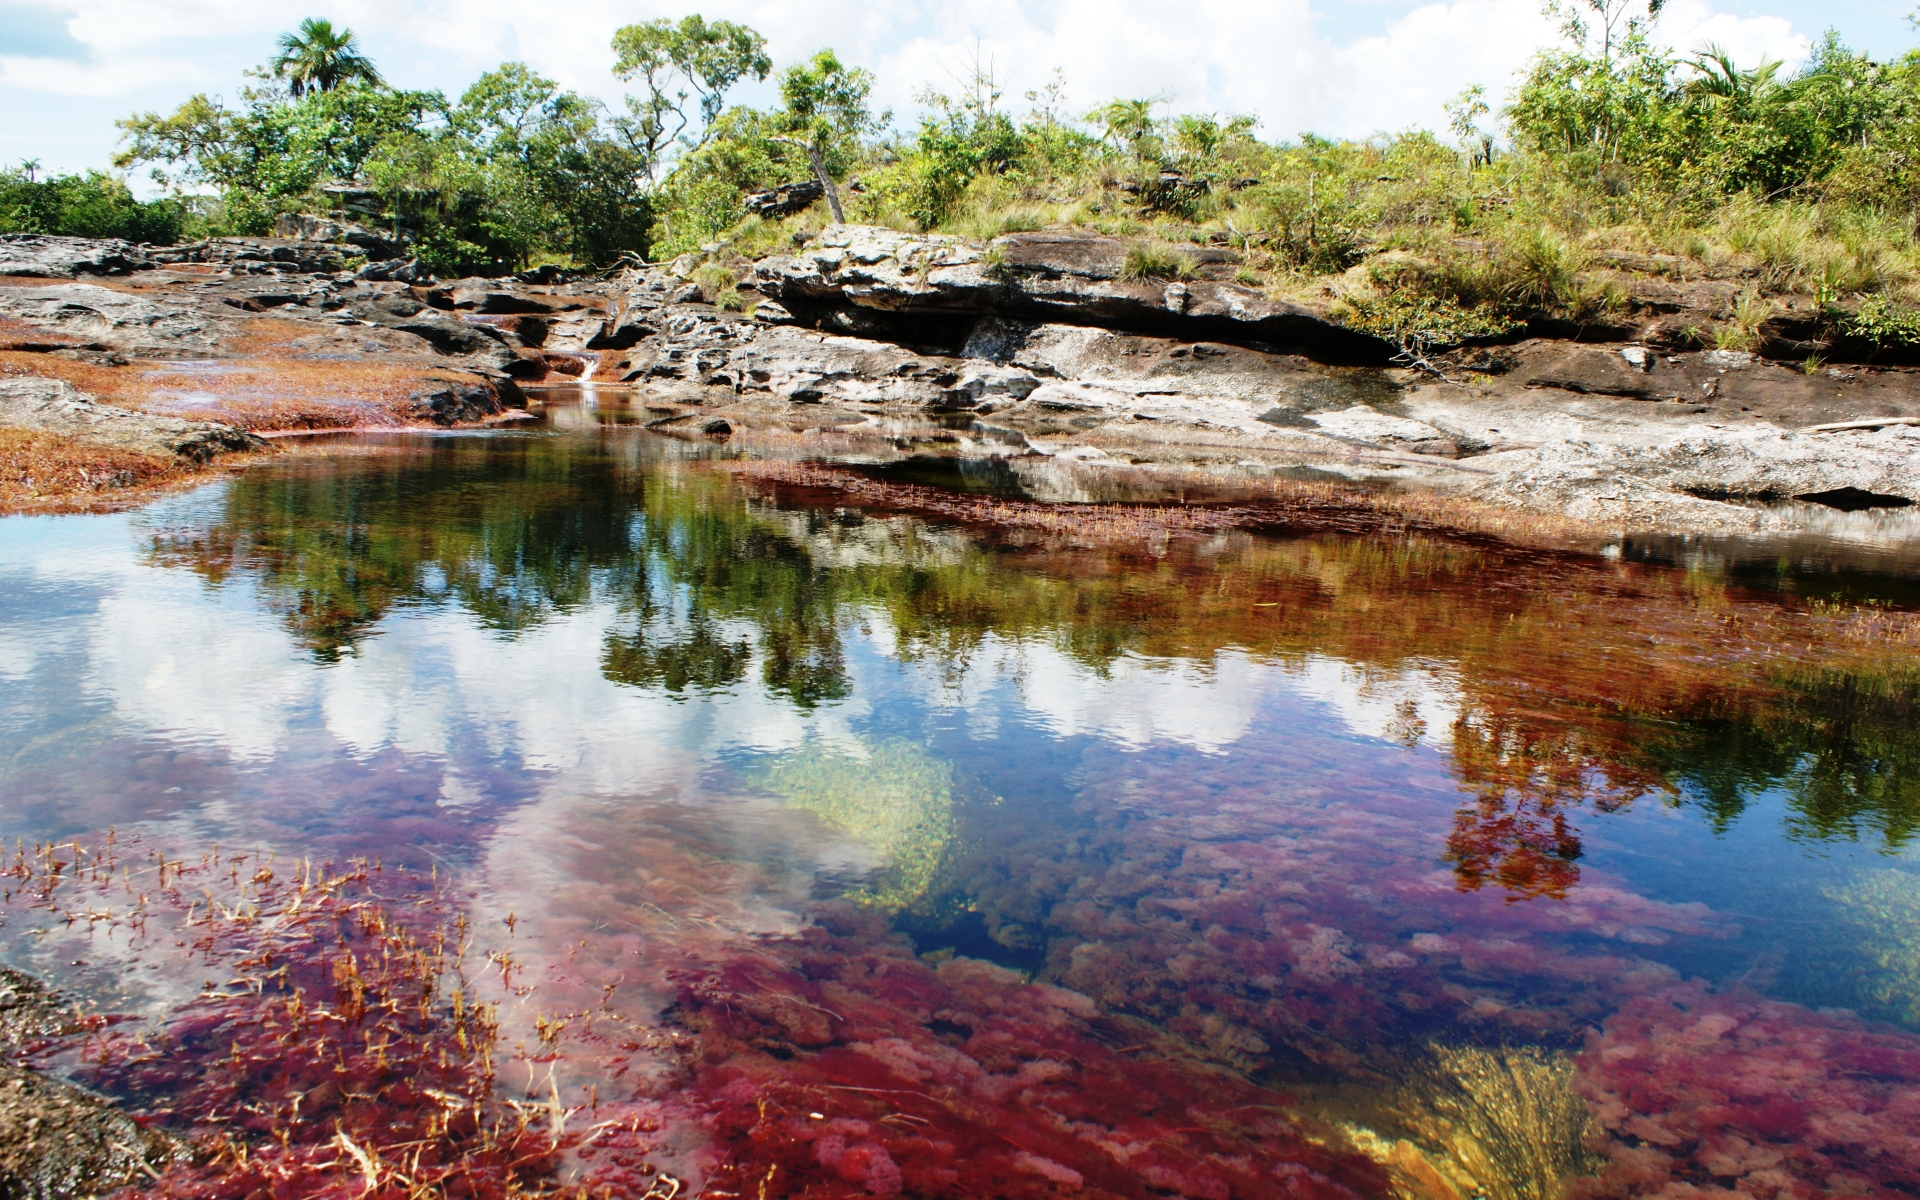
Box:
[3,423,1919,1198]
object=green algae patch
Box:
[757,739,957,910]
[1822,867,1920,1026]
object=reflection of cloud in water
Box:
[1284,657,1460,748]
[881,624,1460,755]
[85,570,314,760]
[318,605,870,801]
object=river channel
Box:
[2,399,1918,1199]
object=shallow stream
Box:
[3,411,1919,1198]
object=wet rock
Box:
[0,235,155,280]
[0,376,263,461]
[0,967,181,1199]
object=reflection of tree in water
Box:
[148,439,1920,874]
[600,617,752,695]
[1442,710,1657,901]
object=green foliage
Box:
[118,82,445,235]
[92,7,1920,299]
[119,33,649,269]
[0,165,197,243]
[1846,294,1920,347]
[1338,292,1521,360]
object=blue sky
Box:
[1,0,1911,186]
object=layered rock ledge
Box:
[5,228,1919,536]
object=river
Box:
[2,405,1918,1198]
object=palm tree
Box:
[271,18,384,98]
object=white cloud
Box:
[0,0,1832,147]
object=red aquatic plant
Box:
[1571,982,1920,1199]
[0,837,679,1199]
[653,903,1391,1200]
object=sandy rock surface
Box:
[0,376,261,460]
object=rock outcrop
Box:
[0,377,263,460]
[0,234,155,279]
[6,228,1920,534]
[582,224,1920,534]
[753,225,1388,362]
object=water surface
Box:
[3,424,1919,1198]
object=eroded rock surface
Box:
[0,235,155,280]
[0,968,180,1199]
[0,377,262,460]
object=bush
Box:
[1846,295,1920,347]
[0,167,196,244]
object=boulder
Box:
[0,376,262,461]
[745,181,825,219]
[272,213,403,259]
[0,234,154,279]
[406,378,512,426]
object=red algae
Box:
[0,837,664,1200]
[1572,982,1920,1198]
[0,832,1395,1200]
[656,905,1390,1200]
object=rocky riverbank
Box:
[3,228,1918,535]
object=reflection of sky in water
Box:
[0,506,1453,825]
[2,452,1918,1044]
[11,446,1920,1199]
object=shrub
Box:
[1847,295,1920,347]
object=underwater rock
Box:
[1571,981,1920,1197]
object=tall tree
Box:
[271,18,384,98]
[611,15,771,178]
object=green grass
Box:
[1118,243,1196,282]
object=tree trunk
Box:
[804,145,845,224]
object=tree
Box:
[1445,85,1494,166]
[118,84,442,232]
[1549,0,1665,65]
[769,50,881,222]
[611,15,770,178]
[271,18,384,98]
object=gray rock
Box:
[0,235,154,280]
[0,967,182,1199]
[0,376,262,461]
[0,284,226,357]
[752,224,1388,362]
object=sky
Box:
[1,0,1913,186]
